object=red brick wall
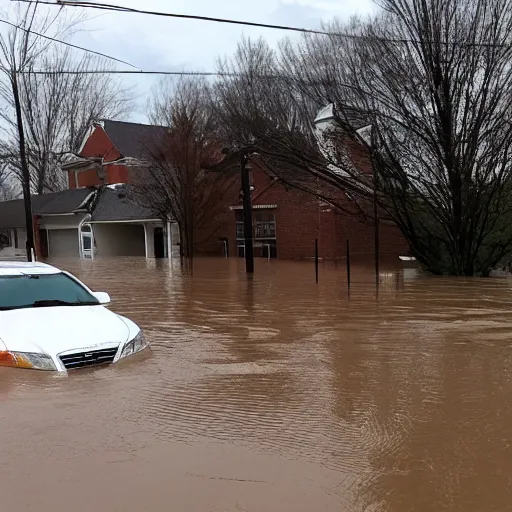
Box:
[67,126,127,189]
[68,171,77,189]
[195,163,410,261]
[81,126,121,162]
[198,171,324,260]
[254,180,319,260]
[76,169,101,188]
[192,174,240,256]
[105,164,129,184]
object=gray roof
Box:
[90,186,158,222]
[0,189,95,229]
[0,185,158,229]
[101,120,168,160]
[35,188,94,215]
[0,196,42,229]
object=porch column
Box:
[144,223,156,259]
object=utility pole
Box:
[12,71,35,262]
[240,149,254,274]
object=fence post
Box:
[315,238,319,284]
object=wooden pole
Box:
[241,150,254,274]
[346,239,351,290]
[315,238,319,284]
[373,168,380,288]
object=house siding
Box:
[93,224,146,257]
[73,169,100,188]
[68,126,126,189]
[81,126,121,162]
[104,164,130,185]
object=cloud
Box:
[21,0,378,121]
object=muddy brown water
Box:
[1,257,512,511]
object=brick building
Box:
[0,117,409,261]
[197,103,409,260]
[62,120,167,189]
[198,157,409,261]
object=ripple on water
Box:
[2,257,512,511]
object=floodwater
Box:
[2,258,512,511]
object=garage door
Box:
[48,229,79,257]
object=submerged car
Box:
[0,261,149,372]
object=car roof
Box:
[0,261,61,276]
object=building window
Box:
[235,211,276,240]
[254,213,276,239]
[236,221,244,239]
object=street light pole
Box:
[240,149,254,274]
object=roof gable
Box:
[80,124,121,162]
[101,120,168,161]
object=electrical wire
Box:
[25,70,232,75]
[17,68,360,90]
[15,0,332,35]
[13,0,512,48]
[0,18,140,69]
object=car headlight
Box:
[120,331,148,359]
[0,351,56,371]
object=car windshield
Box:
[0,273,99,311]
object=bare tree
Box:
[217,0,512,276]
[339,0,512,276]
[20,50,132,193]
[0,18,132,194]
[0,1,75,258]
[214,38,371,221]
[0,163,17,201]
[132,77,237,259]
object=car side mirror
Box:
[93,292,111,305]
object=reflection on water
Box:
[2,257,512,511]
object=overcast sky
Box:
[2,0,377,121]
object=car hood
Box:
[0,306,132,356]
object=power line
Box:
[26,70,231,76]
[15,0,332,35]
[0,18,140,69]
[13,0,512,49]
[19,68,360,90]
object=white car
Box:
[0,261,149,372]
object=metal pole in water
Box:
[315,238,319,284]
[346,238,351,290]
